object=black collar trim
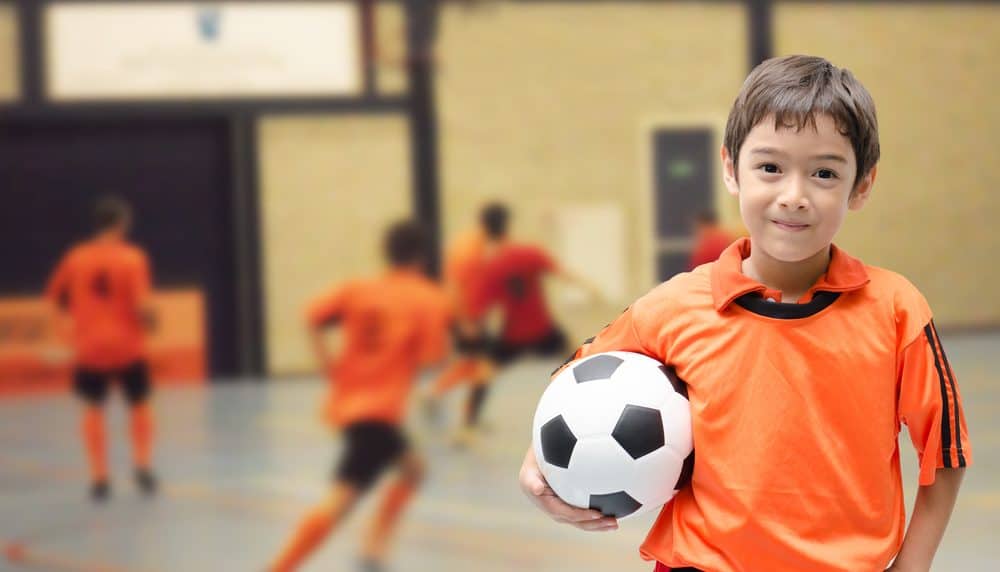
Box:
[733,290,841,319]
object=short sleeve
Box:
[551,299,665,378]
[307,284,353,328]
[46,251,73,308]
[897,319,971,485]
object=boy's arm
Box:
[43,254,74,351]
[887,468,965,572]
[895,311,972,570]
[308,325,335,375]
[519,446,619,532]
[551,264,605,304]
[305,285,351,376]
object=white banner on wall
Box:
[555,203,627,305]
[46,2,361,101]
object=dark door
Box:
[652,128,714,281]
[0,118,237,376]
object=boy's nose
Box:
[777,179,809,210]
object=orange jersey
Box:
[308,269,451,427]
[45,239,151,370]
[560,238,971,571]
[443,229,489,318]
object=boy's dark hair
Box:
[385,220,429,266]
[480,202,510,239]
[724,54,880,190]
[93,196,132,232]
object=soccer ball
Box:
[532,351,693,520]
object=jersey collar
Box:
[711,237,870,313]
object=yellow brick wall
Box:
[257,115,411,374]
[776,3,1000,327]
[0,3,19,101]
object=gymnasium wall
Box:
[775,2,1000,327]
[0,3,18,101]
[435,1,747,349]
[257,3,413,375]
[257,114,411,374]
[5,1,996,377]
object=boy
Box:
[459,203,602,441]
[519,55,970,572]
[269,221,450,572]
[421,204,499,427]
[45,197,157,501]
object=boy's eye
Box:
[760,163,780,174]
[815,169,838,180]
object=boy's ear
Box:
[721,144,739,196]
[848,165,878,211]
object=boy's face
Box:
[722,113,876,263]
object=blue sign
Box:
[197,6,222,42]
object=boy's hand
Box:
[519,447,619,531]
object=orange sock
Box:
[81,407,108,482]
[362,480,418,561]
[431,360,478,397]
[270,506,336,572]
[130,403,154,470]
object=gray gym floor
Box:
[1,332,997,571]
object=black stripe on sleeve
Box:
[550,337,594,376]
[930,320,967,468]
[924,323,953,468]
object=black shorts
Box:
[73,361,152,406]
[491,327,568,366]
[334,421,409,491]
[453,325,490,357]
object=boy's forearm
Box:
[310,328,332,372]
[890,468,965,571]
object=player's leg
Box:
[429,358,478,398]
[423,324,484,418]
[464,357,496,427]
[359,432,419,570]
[454,353,501,447]
[269,481,361,572]
[122,361,156,495]
[421,358,476,427]
[268,422,393,572]
[74,369,111,501]
[464,335,511,429]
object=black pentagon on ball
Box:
[540,415,577,469]
[612,404,665,460]
[589,491,642,518]
[659,365,689,399]
[573,354,624,383]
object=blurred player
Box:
[687,210,737,270]
[456,203,601,444]
[269,221,450,572]
[45,197,156,502]
[420,205,498,427]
